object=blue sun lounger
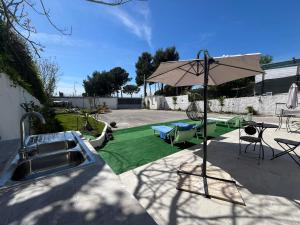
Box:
[151,125,174,139]
[151,124,197,146]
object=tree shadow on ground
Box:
[0,153,157,225]
[124,140,300,225]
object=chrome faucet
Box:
[19,112,46,160]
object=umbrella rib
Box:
[195,64,220,85]
[215,62,263,73]
[177,67,198,76]
[174,63,195,86]
[147,61,194,80]
[191,61,198,74]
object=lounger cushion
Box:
[151,125,173,139]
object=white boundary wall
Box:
[0,73,40,141]
[145,93,300,116]
[53,97,118,109]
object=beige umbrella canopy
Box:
[147,53,263,86]
[147,50,263,194]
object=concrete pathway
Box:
[119,127,300,225]
[99,109,188,129]
[0,140,157,225]
[99,109,282,130]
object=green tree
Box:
[83,67,130,97]
[109,67,131,97]
[135,52,153,96]
[208,54,273,98]
[37,58,61,98]
[260,54,273,65]
[83,71,114,96]
[123,84,140,97]
[153,46,179,70]
[153,46,180,95]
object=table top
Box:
[278,114,297,117]
[247,122,278,129]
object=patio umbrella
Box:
[286,83,298,109]
[147,50,263,189]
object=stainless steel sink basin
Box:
[27,140,78,156]
[38,140,77,153]
[11,150,85,181]
[0,131,96,190]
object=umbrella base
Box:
[176,163,244,205]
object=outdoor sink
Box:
[0,131,96,190]
[11,150,85,181]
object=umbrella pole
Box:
[202,51,208,177]
[202,51,236,185]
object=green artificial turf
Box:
[97,119,235,175]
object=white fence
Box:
[0,73,40,141]
[145,93,300,116]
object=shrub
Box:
[217,96,226,112]
[110,121,117,128]
[21,101,63,134]
[0,23,47,103]
[246,106,258,115]
[188,92,202,102]
[172,96,177,109]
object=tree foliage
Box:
[0,0,136,56]
[154,85,191,96]
[86,0,132,6]
[153,46,179,70]
[135,46,180,96]
[123,84,140,97]
[260,54,273,65]
[207,54,273,98]
[135,52,154,86]
[0,22,47,103]
[110,67,131,96]
[0,0,71,56]
[83,67,130,96]
[37,58,61,98]
[152,46,179,95]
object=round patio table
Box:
[247,122,278,158]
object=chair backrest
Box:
[229,116,244,128]
[244,125,257,135]
[174,125,196,143]
[244,113,253,122]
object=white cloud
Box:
[105,4,152,47]
[28,32,93,48]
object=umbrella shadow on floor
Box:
[193,140,300,200]
[127,141,300,225]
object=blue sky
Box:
[28,0,300,96]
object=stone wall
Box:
[53,97,118,109]
[0,73,40,141]
[145,93,300,115]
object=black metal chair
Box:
[271,138,300,167]
[239,122,264,163]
